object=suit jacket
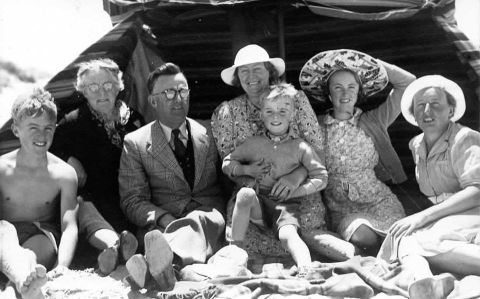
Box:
[119,118,226,228]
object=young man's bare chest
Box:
[0,164,60,222]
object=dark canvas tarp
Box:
[1,0,479,179]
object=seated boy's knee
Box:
[235,187,257,207]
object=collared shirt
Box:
[158,120,188,148]
[323,108,361,126]
[410,122,480,203]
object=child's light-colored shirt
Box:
[222,135,328,197]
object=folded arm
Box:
[290,142,328,198]
[391,130,480,237]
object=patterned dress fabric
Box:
[212,92,326,256]
[322,110,405,241]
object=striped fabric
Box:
[433,7,480,84]
[301,0,453,21]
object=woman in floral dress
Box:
[212,45,332,258]
[300,49,415,254]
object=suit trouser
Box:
[78,200,114,240]
[141,208,225,266]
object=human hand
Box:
[157,213,177,230]
[67,156,87,188]
[244,158,271,179]
[270,176,298,202]
[389,212,429,239]
[47,265,68,280]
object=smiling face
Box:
[13,113,56,155]
[149,72,189,129]
[237,62,270,100]
[413,87,454,135]
[328,70,360,119]
[80,68,120,116]
[261,95,294,136]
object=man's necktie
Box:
[172,128,186,159]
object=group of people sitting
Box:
[1,43,479,299]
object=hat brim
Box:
[299,49,388,102]
[400,75,466,126]
[221,58,285,86]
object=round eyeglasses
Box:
[153,88,190,101]
[85,82,115,93]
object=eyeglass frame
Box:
[151,87,190,101]
[83,81,117,93]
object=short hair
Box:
[75,58,124,93]
[231,62,281,88]
[409,86,457,115]
[324,68,365,104]
[11,87,57,125]
[147,62,184,94]
[263,83,297,108]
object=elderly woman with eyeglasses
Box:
[50,58,144,275]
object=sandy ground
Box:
[1,266,159,299]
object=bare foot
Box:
[144,230,176,291]
[18,264,47,299]
[409,273,455,299]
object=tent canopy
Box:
[1,0,479,178]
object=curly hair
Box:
[11,87,57,125]
[75,58,124,93]
[263,83,297,107]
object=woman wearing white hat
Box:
[211,44,329,256]
[383,75,480,298]
[300,49,415,255]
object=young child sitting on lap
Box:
[0,87,78,299]
[222,83,328,275]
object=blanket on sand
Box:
[3,255,480,299]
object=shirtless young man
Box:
[0,87,78,299]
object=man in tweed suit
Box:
[119,63,226,290]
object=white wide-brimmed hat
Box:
[401,75,466,126]
[221,44,285,86]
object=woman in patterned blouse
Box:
[300,49,415,256]
[211,45,341,259]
